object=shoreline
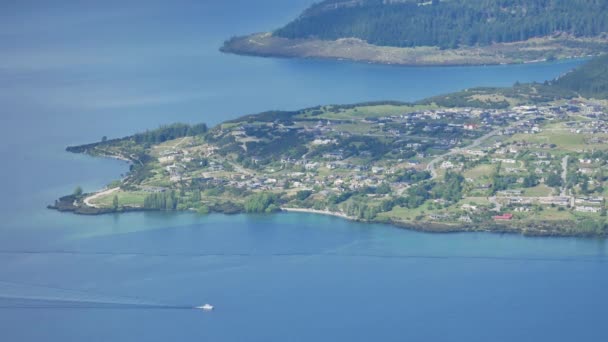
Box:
[47,197,605,238]
[221,33,607,67]
[280,207,353,220]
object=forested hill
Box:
[552,54,608,99]
[275,0,608,48]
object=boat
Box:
[196,304,214,311]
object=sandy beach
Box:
[281,207,353,220]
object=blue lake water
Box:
[0,1,606,341]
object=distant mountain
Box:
[552,54,608,98]
[275,0,608,49]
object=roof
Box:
[493,213,513,220]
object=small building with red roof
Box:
[493,213,513,221]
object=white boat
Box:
[196,304,214,311]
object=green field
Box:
[298,104,438,120]
[523,184,554,197]
[508,123,596,151]
[92,191,148,207]
[464,164,494,179]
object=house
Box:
[575,206,600,213]
[305,162,319,171]
[323,151,344,160]
[466,149,486,156]
[440,161,455,169]
[429,214,450,221]
[158,155,177,164]
[492,158,516,164]
[539,196,570,206]
[493,213,514,221]
[461,204,478,211]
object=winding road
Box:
[84,187,120,208]
[426,118,529,179]
[426,127,500,178]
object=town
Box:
[56,97,608,237]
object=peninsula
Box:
[222,0,608,66]
[51,55,608,237]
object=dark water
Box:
[0,1,605,341]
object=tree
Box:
[545,173,563,187]
[576,219,606,235]
[192,190,202,202]
[376,182,391,195]
[405,183,431,209]
[73,186,83,197]
[523,174,539,188]
[595,169,605,183]
[433,171,464,202]
[143,191,178,211]
[112,195,119,210]
[580,175,590,194]
[101,136,108,142]
[296,190,313,201]
[244,193,280,213]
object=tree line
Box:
[143,191,179,210]
[67,123,208,153]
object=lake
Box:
[0,1,606,341]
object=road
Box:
[426,118,529,179]
[426,127,499,178]
[84,187,120,208]
[560,155,569,196]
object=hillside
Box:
[276,0,608,49]
[552,54,608,98]
[221,0,608,66]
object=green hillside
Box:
[275,0,608,49]
[552,54,608,98]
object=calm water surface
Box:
[0,1,606,341]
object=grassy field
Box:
[523,184,554,197]
[298,104,438,120]
[464,164,494,179]
[458,197,492,206]
[470,94,518,106]
[91,190,148,208]
[522,207,574,221]
[376,199,465,222]
[507,122,607,151]
[377,202,430,221]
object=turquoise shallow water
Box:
[0,1,606,341]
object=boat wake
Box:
[0,280,193,310]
